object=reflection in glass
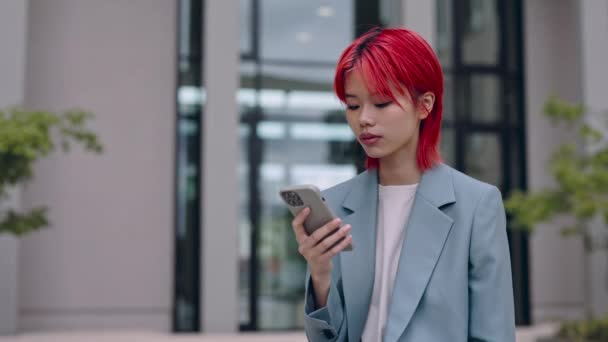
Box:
[238,0,368,330]
[469,75,501,123]
[240,0,252,56]
[465,134,502,186]
[461,0,499,65]
[436,0,453,68]
[257,162,355,329]
[238,129,251,325]
[440,127,455,167]
[260,0,353,63]
[239,66,360,329]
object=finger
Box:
[323,234,353,260]
[313,224,351,254]
[302,218,342,250]
[291,207,310,241]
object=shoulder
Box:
[441,163,501,201]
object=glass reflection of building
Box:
[238,0,358,330]
[174,0,529,332]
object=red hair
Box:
[334,27,444,172]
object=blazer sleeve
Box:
[468,186,516,342]
[303,267,348,342]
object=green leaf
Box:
[0,107,104,237]
[0,207,49,236]
[561,225,583,237]
[505,96,608,244]
[580,123,604,142]
[543,94,585,123]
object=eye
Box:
[375,101,392,108]
[346,104,360,111]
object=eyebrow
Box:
[345,93,357,98]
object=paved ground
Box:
[0,324,558,342]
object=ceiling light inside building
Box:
[296,31,312,44]
[317,5,335,17]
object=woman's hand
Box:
[292,207,352,307]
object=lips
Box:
[359,132,381,146]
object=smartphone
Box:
[279,184,353,251]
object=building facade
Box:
[1,0,607,334]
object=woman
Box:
[291,27,515,341]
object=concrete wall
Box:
[403,0,436,46]
[19,0,176,331]
[578,0,608,319]
[0,0,29,335]
[201,0,239,333]
[0,0,28,108]
[524,0,587,322]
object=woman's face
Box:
[343,69,434,163]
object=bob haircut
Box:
[334,27,444,172]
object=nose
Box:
[359,105,376,127]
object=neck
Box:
[378,148,421,186]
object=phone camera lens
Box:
[281,191,304,206]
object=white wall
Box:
[524,0,586,322]
[20,0,176,331]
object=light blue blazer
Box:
[304,163,515,341]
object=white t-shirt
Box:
[362,183,418,342]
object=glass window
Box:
[260,0,353,63]
[469,75,501,123]
[239,66,357,329]
[461,0,499,65]
[240,0,253,56]
[174,0,203,332]
[239,0,363,330]
[465,133,502,186]
[437,0,529,325]
[436,0,453,68]
[380,0,404,28]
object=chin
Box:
[362,148,388,159]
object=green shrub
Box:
[557,315,608,341]
[0,108,102,236]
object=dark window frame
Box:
[173,0,204,332]
[443,0,531,325]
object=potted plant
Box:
[505,95,608,341]
[0,108,102,334]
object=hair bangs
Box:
[333,27,445,172]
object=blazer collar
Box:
[342,163,455,212]
[416,163,456,208]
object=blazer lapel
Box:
[339,169,379,342]
[383,164,456,342]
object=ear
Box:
[417,92,435,119]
